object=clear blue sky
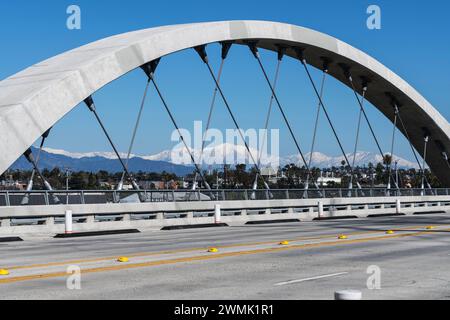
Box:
[0,0,449,161]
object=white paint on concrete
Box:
[275,272,348,286]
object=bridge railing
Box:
[0,188,449,207]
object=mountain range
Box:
[8,144,419,174]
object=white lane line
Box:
[274,272,348,286]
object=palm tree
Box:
[383,154,392,166]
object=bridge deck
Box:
[0,214,449,299]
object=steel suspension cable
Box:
[305,69,328,190]
[84,96,140,192]
[23,148,60,204]
[421,135,430,192]
[194,45,271,191]
[27,128,51,191]
[346,75,399,190]
[252,57,282,190]
[117,79,152,191]
[21,128,52,205]
[395,107,432,189]
[247,44,314,187]
[349,87,367,191]
[145,65,212,192]
[295,50,355,183]
[192,56,227,190]
[387,105,399,190]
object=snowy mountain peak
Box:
[42,146,419,169]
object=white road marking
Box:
[274,272,349,286]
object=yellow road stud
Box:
[386,230,395,234]
[426,226,435,230]
[279,241,290,245]
[117,257,129,263]
[0,269,10,276]
[338,235,348,240]
[208,248,218,253]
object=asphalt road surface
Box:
[1,214,449,300]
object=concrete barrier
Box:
[1,195,450,235]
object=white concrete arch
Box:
[1,21,449,184]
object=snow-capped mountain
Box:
[282,151,419,169]
[37,144,420,170]
[141,143,279,168]
[43,147,133,160]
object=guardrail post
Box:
[396,199,401,214]
[286,190,290,199]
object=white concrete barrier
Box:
[0,195,449,235]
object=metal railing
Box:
[0,188,448,207]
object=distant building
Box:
[317,177,342,187]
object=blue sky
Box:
[0,0,449,161]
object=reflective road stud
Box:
[279,241,289,245]
[426,226,435,230]
[338,235,348,240]
[117,257,129,263]
[0,269,9,276]
[208,248,218,253]
[386,230,395,234]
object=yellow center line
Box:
[0,227,446,285]
[5,224,433,271]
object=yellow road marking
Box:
[0,227,446,285]
[5,224,432,271]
